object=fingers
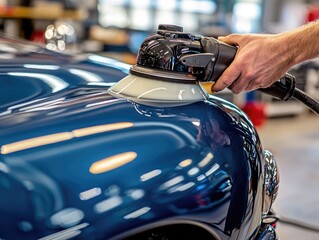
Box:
[212,34,258,93]
[211,34,242,92]
[211,64,241,92]
[228,75,249,93]
[245,78,262,92]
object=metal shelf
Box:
[0,6,87,20]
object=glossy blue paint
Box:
[0,37,268,240]
[0,36,129,113]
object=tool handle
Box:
[258,73,295,101]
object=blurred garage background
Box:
[1,0,319,239]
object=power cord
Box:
[259,73,319,115]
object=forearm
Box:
[278,20,319,66]
[213,21,319,92]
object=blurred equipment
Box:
[45,21,77,52]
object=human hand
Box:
[211,33,294,93]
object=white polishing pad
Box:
[108,74,209,107]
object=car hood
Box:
[0,82,263,239]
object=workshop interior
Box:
[2,0,319,117]
[0,0,319,240]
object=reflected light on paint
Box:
[88,54,130,71]
[192,121,200,127]
[0,162,9,173]
[8,72,68,93]
[178,159,192,168]
[188,167,199,176]
[197,174,206,181]
[126,189,145,200]
[73,122,133,137]
[1,132,73,154]
[160,176,184,190]
[87,82,117,86]
[50,208,84,228]
[79,187,102,200]
[38,223,89,240]
[86,99,119,107]
[140,169,162,182]
[90,152,137,174]
[1,122,133,154]
[94,196,123,214]
[198,152,214,167]
[124,207,151,219]
[205,163,220,176]
[69,69,103,82]
[169,182,195,193]
[24,64,60,70]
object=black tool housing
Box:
[132,24,237,82]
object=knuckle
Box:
[244,71,255,81]
[229,85,240,94]
[232,89,241,94]
[222,77,234,86]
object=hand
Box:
[211,33,294,93]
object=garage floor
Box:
[257,111,319,239]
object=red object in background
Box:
[306,4,319,22]
[31,31,45,43]
[241,102,266,128]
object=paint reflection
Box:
[50,208,84,228]
[89,151,137,174]
[69,69,103,83]
[39,223,89,240]
[129,102,233,214]
[188,167,199,176]
[140,169,162,182]
[8,72,69,93]
[0,94,250,238]
[198,152,214,167]
[168,182,195,193]
[87,54,131,72]
[94,196,123,214]
[79,187,102,201]
[133,102,231,151]
[124,207,151,220]
[1,122,133,154]
[159,176,184,190]
[126,189,145,200]
[197,114,231,151]
[179,159,192,168]
[24,64,60,70]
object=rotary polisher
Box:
[109,24,319,114]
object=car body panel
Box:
[0,37,266,240]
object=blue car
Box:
[0,35,279,240]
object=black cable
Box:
[278,216,319,232]
[292,88,319,115]
[259,73,319,115]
